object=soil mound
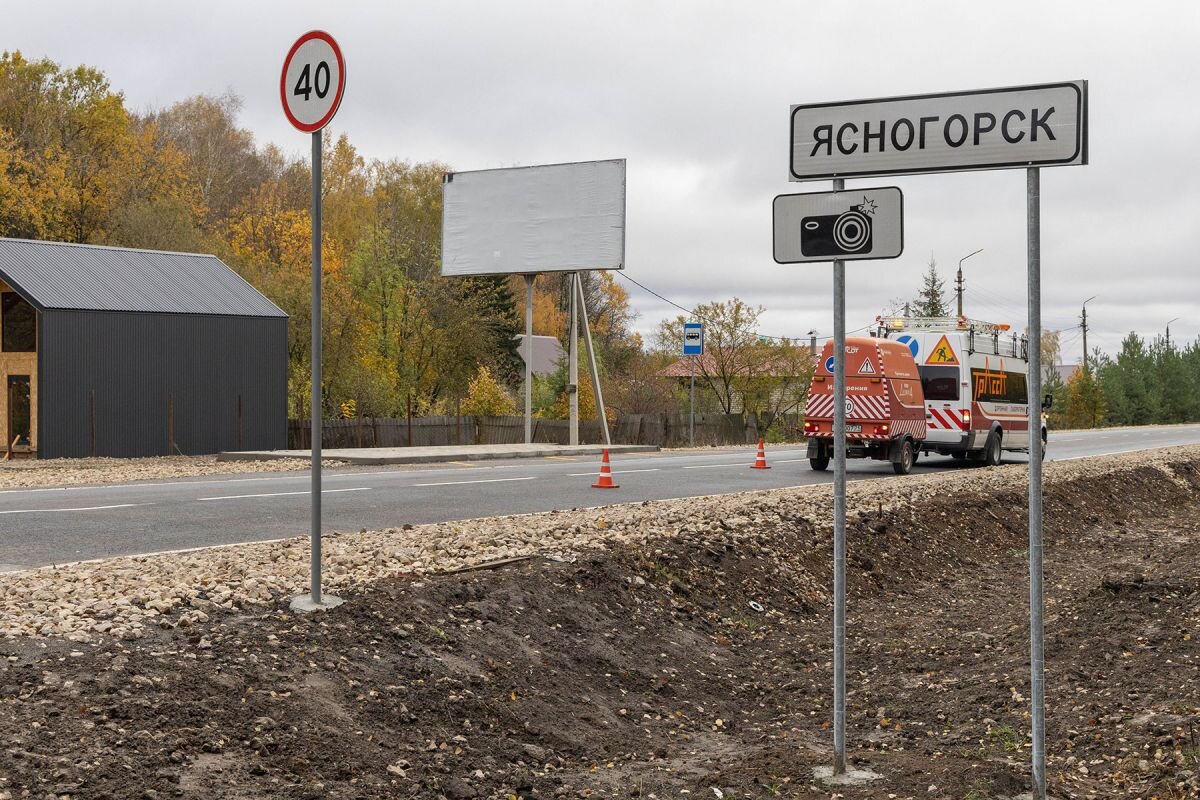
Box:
[2,454,1198,798]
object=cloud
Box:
[10,0,1200,356]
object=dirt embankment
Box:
[1,450,1198,799]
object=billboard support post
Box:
[575,272,611,445]
[831,178,848,776]
[524,274,534,444]
[1027,166,1046,800]
[569,272,579,445]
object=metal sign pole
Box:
[282,29,344,613]
[524,274,534,444]
[689,355,695,447]
[1027,166,1046,800]
[831,177,848,775]
[310,129,324,605]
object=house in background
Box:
[516,334,566,376]
[658,350,812,415]
[1054,363,1082,384]
[0,239,287,458]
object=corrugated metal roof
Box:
[0,238,287,318]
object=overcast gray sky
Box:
[12,1,1200,359]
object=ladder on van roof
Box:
[877,316,1029,360]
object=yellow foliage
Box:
[461,367,515,417]
[531,283,566,339]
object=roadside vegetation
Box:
[2,52,1196,443]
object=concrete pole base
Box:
[289,593,344,613]
[813,765,883,786]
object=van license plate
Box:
[845,424,862,432]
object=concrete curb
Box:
[217,443,660,465]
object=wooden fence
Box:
[287,413,803,450]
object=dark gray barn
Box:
[0,238,287,458]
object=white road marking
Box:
[682,463,749,470]
[413,476,536,487]
[0,467,493,496]
[1054,447,1173,462]
[566,468,661,476]
[0,503,154,515]
[198,488,372,501]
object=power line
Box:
[616,270,874,344]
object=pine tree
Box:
[911,256,948,317]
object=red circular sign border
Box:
[280,30,346,134]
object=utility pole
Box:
[957,248,983,318]
[808,329,818,357]
[1081,295,1096,373]
[1166,317,1179,350]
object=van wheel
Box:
[810,455,830,471]
[983,430,1002,467]
[892,439,915,475]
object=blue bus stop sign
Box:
[683,323,704,355]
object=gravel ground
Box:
[0,445,1196,799]
[2,445,1197,643]
[0,455,346,490]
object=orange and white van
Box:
[876,316,1048,465]
[803,336,927,474]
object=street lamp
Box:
[1166,317,1180,348]
[956,248,983,317]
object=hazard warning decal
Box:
[925,335,959,365]
[858,358,876,375]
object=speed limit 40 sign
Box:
[281,31,346,133]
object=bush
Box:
[460,367,516,417]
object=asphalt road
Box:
[3,424,1199,570]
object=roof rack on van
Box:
[876,315,1013,333]
[876,316,1029,360]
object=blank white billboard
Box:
[441,159,626,276]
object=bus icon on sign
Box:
[683,323,704,355]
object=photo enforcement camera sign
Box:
[772,187,903,263]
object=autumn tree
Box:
[1064,365,1106,429]
[461,366,515,416]
[654,298,769,414]
[147,92,270,229]
[0,51,192,243]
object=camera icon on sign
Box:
[800,199,876,257]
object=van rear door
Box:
[919,364,966,445]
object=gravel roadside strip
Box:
[0,455,348,490]
[3,444,1198,642]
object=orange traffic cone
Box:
[751,438,770,469]
[592,448,620,489]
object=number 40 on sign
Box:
[281,31,346,134]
